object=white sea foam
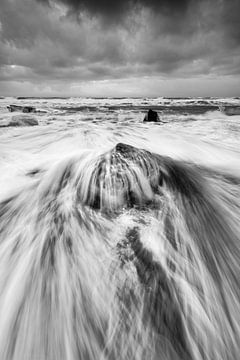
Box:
[0,97,240,360]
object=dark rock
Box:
[115,142,136,156]
[22,106,36,113]
[7,105,36,113]
[143,109,160,122]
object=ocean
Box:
[0,96,240,360]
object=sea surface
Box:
[0,96,240,360]
[0,96,240,193]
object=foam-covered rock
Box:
[0,115,38,127]
[10,115,38,126]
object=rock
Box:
[115,142,136,155]
[0,115,39,127]
[7,105,36,113]
[10,115,38,126]
[219,106,240,116]
[143,109,160,122]
[22,106,36,113]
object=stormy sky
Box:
[0,0,239,97]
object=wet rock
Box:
[7,104,36,113]
[115,142,136,156]
[143,109,160,123]
[0,115,39,127]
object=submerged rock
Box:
[0,115,38,127]
[143,109,160,122]
[10,115,38,126]
[219,105,240,116]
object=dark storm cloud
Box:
[0,0,240,95]
[35,0,240,45]
[38,0,191,18]
[221,0,240,45]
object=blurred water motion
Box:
[0,97,240,359]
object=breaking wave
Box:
[0,143,240,360]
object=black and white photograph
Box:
[0,0,240,359]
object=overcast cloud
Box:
[0,0,239,96]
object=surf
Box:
[0,142,240,360]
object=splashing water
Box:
[0,135,240,360]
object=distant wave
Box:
[57,104,219,115]
[0,143,240,360]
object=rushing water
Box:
[0,97,240,360]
